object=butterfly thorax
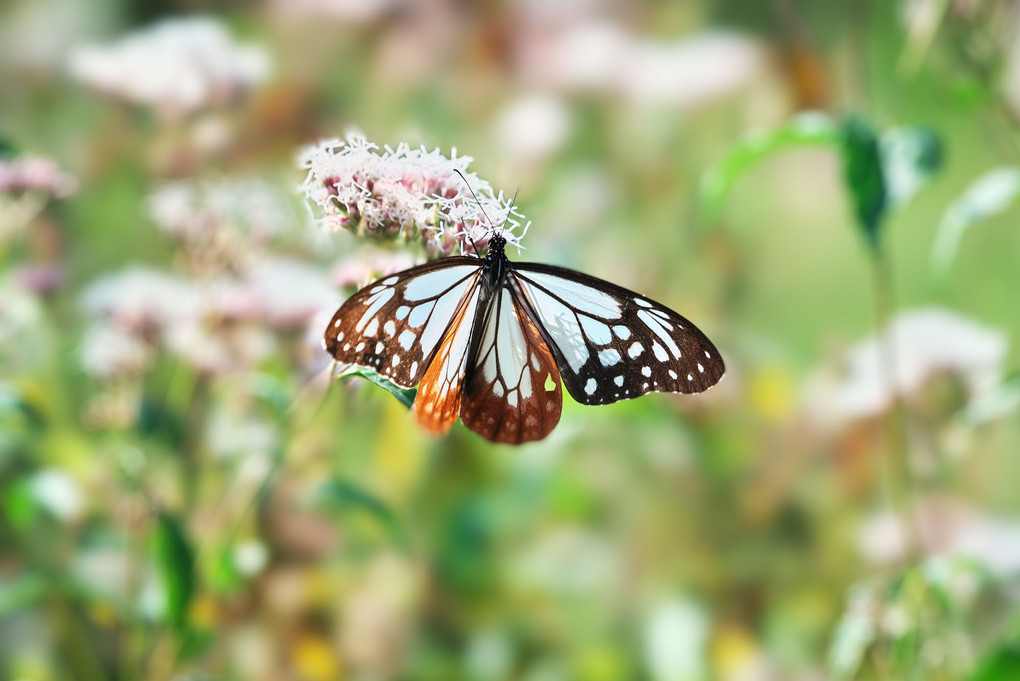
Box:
[482,233,510,293]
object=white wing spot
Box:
[704,350,711,358]
[584,378,597,395]
[613,325,631,340]
[398,330,416,350]
[643,382,649,390]
[652,342,668,362]
[343,343,350,351]
[687,374,694,381]
[580,315,613,345]
[356,342,365,352]
[384,320,396,336]
[628,342,644,359]
[364,318,379,337]
[333,319,341,328]
[698,363,704,373]
[614,376,624,386]
[392,355,400,366]
[336,331,344,341]
[641,366,651,377]
[375,342,384,354]
[410,361,418,377]
[635,298,652,308]
[598,348,621,366]
[396,306,410,320]
[531,352,540,371]
[381,276,400,286]
[669,370,678,379]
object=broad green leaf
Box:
[309,477,407,548]
[335,365,417,408]
[699,112,840,223]
[970,641,1020,681]
[840,116,887,251]
[153,511,195,631]
[931,167,1020,277]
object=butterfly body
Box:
[324,233,724,444]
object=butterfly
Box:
[323,232,724,444]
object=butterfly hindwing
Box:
[459,286,563,444]
[412,284,483,434]
[511,263,725,405]
[324,257,482,389]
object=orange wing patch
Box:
[460,290,563,444]
[411,290,479,435]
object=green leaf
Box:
[335,365,417,408]
[880,126,942,208]
[970,641,1020,681]
[931,167,1020,277]
[153,511,195,631]
[699,112,840,224]
[0,138,15,158]
[309,477,408,548]
[840,116,888,251]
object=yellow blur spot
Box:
[374,396,426,499]
[711,624,760,679]
[749,366,795,423]
[189,595,218,629]
[293,633,343,681]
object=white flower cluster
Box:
[69,16,270,120]
[80,261,337,377]
[299,134,528,258]
[148,178,292,273]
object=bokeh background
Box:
[3,1,1020,680]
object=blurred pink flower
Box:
[492,93,573,166]
[806,308,1006,424]
[244,257,339,328]
[0,154,76,198]
[69,16,270,120]
[299,133,528,259]
[81,266,202,334]
[147,178,293,273]
[859,495,1020,578]
[331,246,419,289]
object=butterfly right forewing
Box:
[324,257,482,388]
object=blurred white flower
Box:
[622,33,765,108]
[806,308,1007,424]
[299,133,528,258]
[206,407,279,460]
[81,266,201,333]
[492,93,573,165]
[644,597,709,681]
[520,22,765,109]
[246,257,339,328]
[30,469,83,521]
[271,0,397,24]
[79,322,154,379]
[233,540,270,576]
[164,319,275,375]
[69,16,270,120]
[858,495,1020,578]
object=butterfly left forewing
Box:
[511,263,724,405]
[324,257,482,388]
[459,286,563,444]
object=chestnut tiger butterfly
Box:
[324,232,724,444]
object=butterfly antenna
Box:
[453,169,496,258]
